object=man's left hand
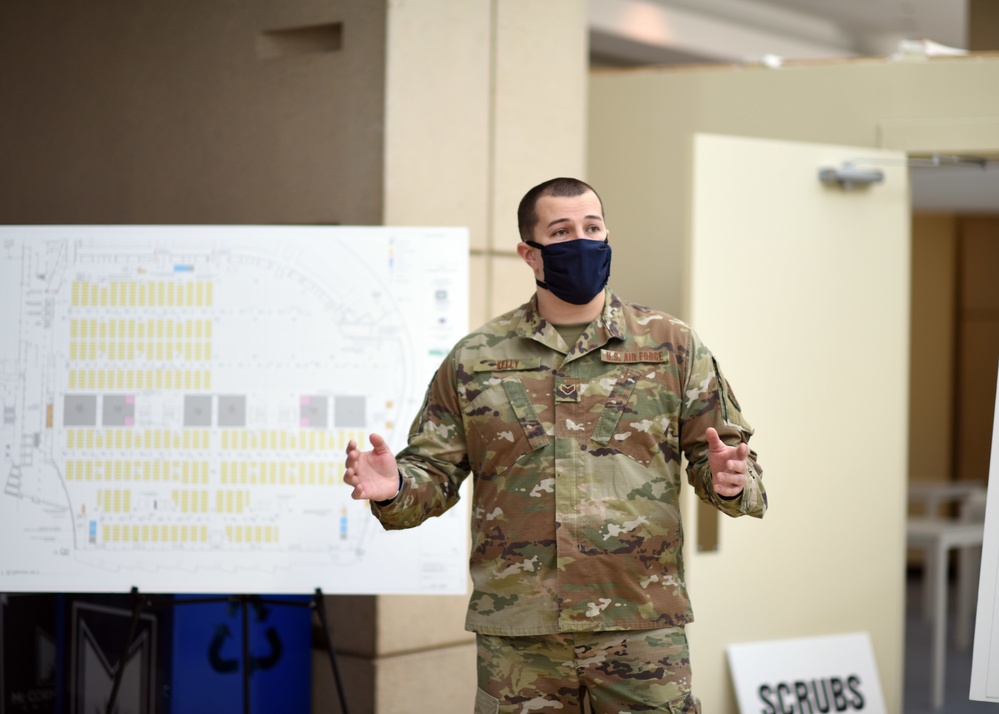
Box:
[706,427,748,498]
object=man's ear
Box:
[516,241,538,270]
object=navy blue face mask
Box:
[525,238,612,305]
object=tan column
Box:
[311,2,588,713]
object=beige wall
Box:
[588,56,999,714]
[589,56,999,317]
[0,0,388,225]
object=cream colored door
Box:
[684,134,910,714]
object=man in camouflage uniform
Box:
[345,177,767,713]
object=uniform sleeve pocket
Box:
[474,688,500,714]
[463,380,549,476]
[712,356,754,436]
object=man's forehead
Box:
[536,191,603,218]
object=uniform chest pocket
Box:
[590,368,665,466]
[463,380,550,476]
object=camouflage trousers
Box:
[474,627,701,714]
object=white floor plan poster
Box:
[0,225,469,595]
[971,363,999,701]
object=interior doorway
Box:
[908,158,999,495]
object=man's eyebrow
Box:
[545,215,604,229]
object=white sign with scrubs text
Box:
[727,632,887,714]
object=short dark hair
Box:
[517,177,604,242]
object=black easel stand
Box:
[106,587,349,714]
[105,587,153,714]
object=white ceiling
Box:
[910,162,999,213]
[588,0,969,66]
[588,0,999,214]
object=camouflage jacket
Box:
[373,289,766,635]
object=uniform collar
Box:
[516,288,626,355]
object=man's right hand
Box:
[344,433,401,502]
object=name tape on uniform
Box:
[600,349,669,364]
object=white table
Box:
[907,482,987,625]
[908,481,986,517]
[906,517,985,710]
